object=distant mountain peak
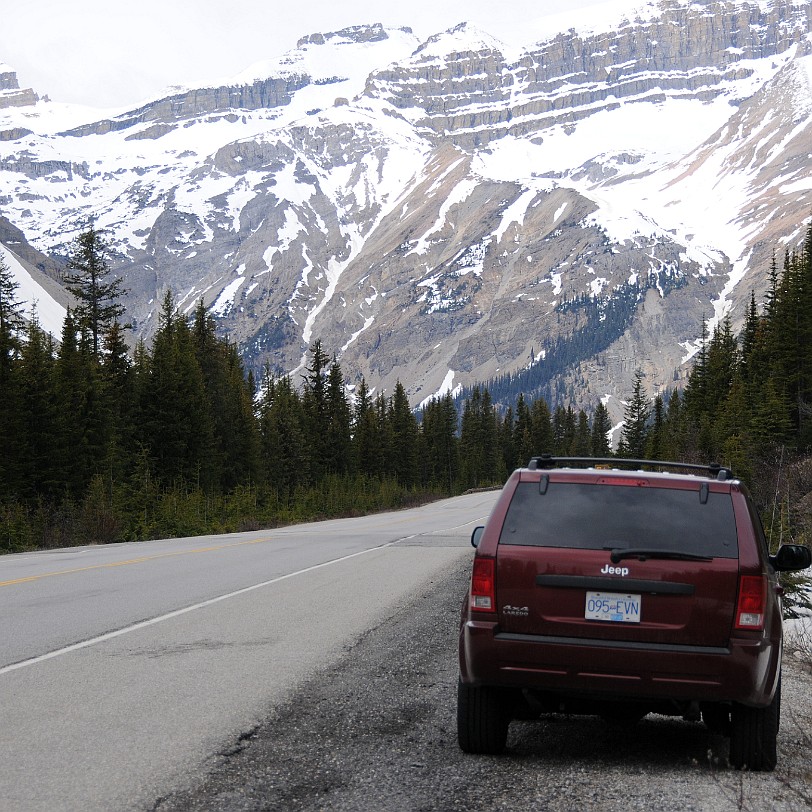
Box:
[230,25,420,88]
[414,22,507,58]
[0,62,39,109]
[296,23,400,48]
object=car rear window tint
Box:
[499,481,738,558]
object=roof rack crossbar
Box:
[527,455,733,480]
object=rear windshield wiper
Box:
[609,548,714,563]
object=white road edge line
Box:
[429,517,489,534]
[0,540,405,677]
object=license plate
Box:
[585,591,641,623]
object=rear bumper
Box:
[460,620,780,707]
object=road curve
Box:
[0,491,498,811]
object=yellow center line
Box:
[0,538,271,588]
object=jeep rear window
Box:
[499,481,738,558]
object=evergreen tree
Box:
[621,370,650,458]
[438,393,460,488]
[460,387,498,488]
[0,255,25,495]
[552,405,576,455]
[572,409,592,456]
[352,377,381,477]
[388,381,418,486]
[375,392,392,471]
[54,310,102,496]
[739,291,760,383]
[498,405,516,477]
[644,395,665,460]
[325,357,352,476]
[63,224,126,360]
[192,301,260,489]
[683,317,709,419]
[258,372,309,498]
[480,388,498,484]
[141,292,215,488]
[100,320,137,482]
[16,317,60,498]
[772,248,811,442]
[660,388,686,460]
[514,394,534,464]
[420,394,458,491]
[223,342,262,488]
[698,318,738,420]
[800,233,812,448]
[301,339,330,466]
[590,401,613,457]
[715,371,751,455]
[530,397,554,459]
[749,376,793,451]
[764,252,780,323]
[0,253,24,340]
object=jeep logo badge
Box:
[601,564,630,576]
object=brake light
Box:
[470,557,496,612]
[735,575,766,629]
[596,477,649,487]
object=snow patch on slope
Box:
[411,177,480,255]
[211,274,246,316]
[418,369,461,410]
[494,188,538,243]
[0,244,66,337]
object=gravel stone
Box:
[154,562,812,812]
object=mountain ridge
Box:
[1,1,811,424]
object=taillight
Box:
[470,557,496,612]
[735,575,766,630]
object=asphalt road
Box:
[0,491,498,811]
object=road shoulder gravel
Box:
[154,560,812,812]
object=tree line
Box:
[1,222,811,553]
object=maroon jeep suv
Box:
[458,456,812,770]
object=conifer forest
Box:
[1,223,811,554]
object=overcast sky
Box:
[0,0,624,108]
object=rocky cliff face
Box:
[1,3,811,421]
[63,24,415,139]
[0,65,38,111]
[63,75,313,138]
[367,1,812,147]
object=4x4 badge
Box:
[601,564,630,576]
[503,605,529,617]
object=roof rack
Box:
[527,455,734,481]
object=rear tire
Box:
[730,675,781,771]
[457,679,510,754]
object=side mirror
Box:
[471,526,485,548]
[771,544,812,572]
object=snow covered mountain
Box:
[1,1,811,419]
